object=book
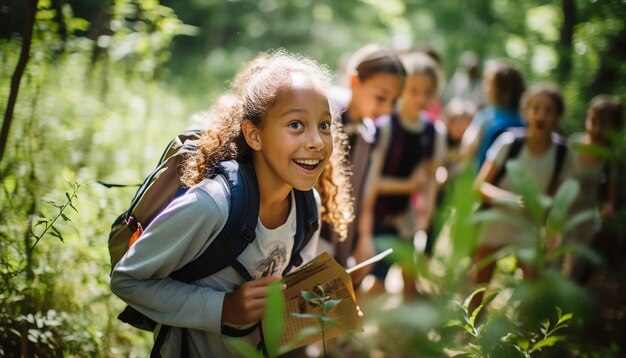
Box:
[269,249,393,350]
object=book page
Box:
[269,251,363,349]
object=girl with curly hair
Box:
[111,50,353,357]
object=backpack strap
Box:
[150,161,317,349]
[489,131,568,192]
[170,160,258,283]
[490,132,525,186]
[283,189,319,274]
[548,134,568,195]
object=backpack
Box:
[479,129,567,211]
[492,131,567,189]
[107,130,319,334]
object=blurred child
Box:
[362,51,442,300]
[110,50,353,357]
[470,83,572,312]
[443,51,485,108]
[414,44,446,120]
[460,59,526,171]
[564,95,624,283]
[321,44,406,286]
[439,97,477,178]
[427,97,476,254]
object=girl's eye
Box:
[320,121,331,131]
[288,121,302,130]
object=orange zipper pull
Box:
[128,223,143,248]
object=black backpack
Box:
[481,130,568,209]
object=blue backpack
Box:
[107,130,319,339]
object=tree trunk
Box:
[558,0,576,82]
[0,0,39,162]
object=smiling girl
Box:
[110,50,352,357]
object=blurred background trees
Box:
[1,0,624,356]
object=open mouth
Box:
[294,159,321,171]
[535,121,547,130]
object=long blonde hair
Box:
[181,50,353,240]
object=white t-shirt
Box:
[477,132,573,247]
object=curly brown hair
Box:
[181,50,354,241]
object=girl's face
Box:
[254,75,334,191]
[585,108,609,143]
[350,72,404,120]
[523,93,560,137]
[401,73,436,118]
[483,71,496,104]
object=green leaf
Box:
[61,213,72,222]
[548,179,579,230]
[531,335,565,351]
[300,290,322,301]
[556,312,573,326]
[566,243,603,266]
[469,291,497,327]
[322,298,341,315]
[445,319,465,328]
[563,210,596,234]
[506,161,546,223]
[573,142,611,160]
[35,219,49,227]
[291,313,322,320]
[69,17,91,32]
[227,338,265,358]
[277,327,321,354]
[470,209,532,232]
[262,281,285,357]
[463,287,486,313]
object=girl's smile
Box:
[293,158,323,173]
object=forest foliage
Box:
[1,0,625,356]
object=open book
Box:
[268,249,392,349]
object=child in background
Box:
[427,97,476,255]
[440,97,476,175]
[443,51,485,108]
[470,83,572,312]
[564,95,624,283]
[321,43,406,286]
[362,51,443,299]
[460,59,526,171]
[111,50,353,357]
[413,44,446,121]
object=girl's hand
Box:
[221,275,283,326]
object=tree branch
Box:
[0,0,39,162]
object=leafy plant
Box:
[292,284,342,355]
[447,288,574,357]
[503,307,573,357]
[30,180,80,250]
[471,161,597,276]
[229,282,341,358]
